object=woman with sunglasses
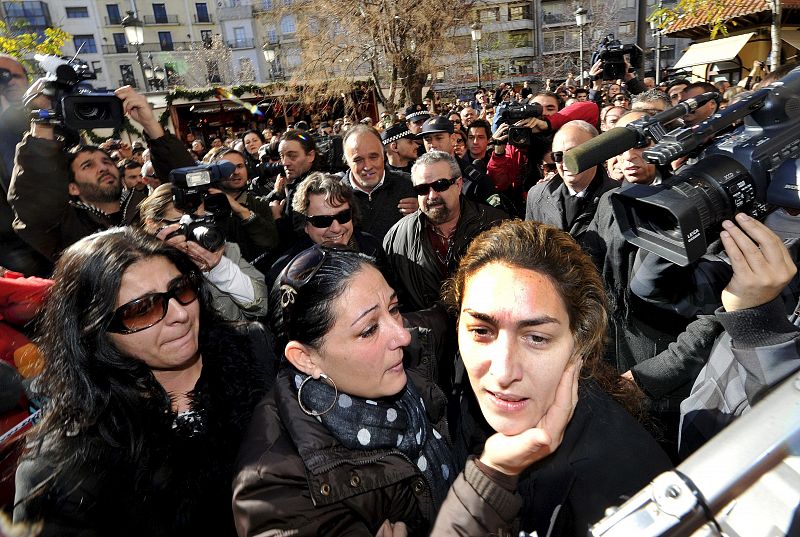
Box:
[234,245,456,536]
[14,228,275,536]
[432,220,671,536]
[139,183,269,322]
[267,172,390,286]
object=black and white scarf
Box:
[295,372,456,510]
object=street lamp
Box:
[650,1,664,84]
[470,22,483,90]
[262,46,276,81]
[575,7,588,87]
[144,53,167,90]
[121,10,149,91]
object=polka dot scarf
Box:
[295,373,456,510]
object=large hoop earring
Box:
[297,373,338,417]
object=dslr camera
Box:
[497,102,544,147]
[33,54,123,130]
[591,35,642,81]
[167,161,236,251]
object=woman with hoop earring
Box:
[233,245,456,537]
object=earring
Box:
[297,373,338,417]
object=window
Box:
[260,0,273,10]
[106,4,121,24]
[266,25,278,44]
[152,3,167,23]
[113,32,127,52]
[2,1,51,30]
[195,3,210,22]
[120,64,136,87]
[508,5,530,20]
[508,30,531,48]
[619,21,634,35]
[479,8,499,22]
[158,31,174,51]
[280,15,295,34]
[73,35,97,53]
[233,26,246,47]
[66,6,89,17]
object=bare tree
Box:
[164,34,255,87]
[256,0,473,112]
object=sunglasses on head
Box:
[107,272,201,334]
[306,208,352,229]
[278,244,355,310]
[413,177,458,196]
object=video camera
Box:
[591,34,643,81]
[497,102,543,147]
[167,161,236,251]
[169,160,236,213]
[604,67,800,266]
[32,54,123,130]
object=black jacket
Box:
[383,197,507,312]
[8,134,146,261]
[342,168,416,242]
[525,168,617,241]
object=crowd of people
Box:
[0,47,798,536]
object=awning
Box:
[672,32,755,70]
[782,30,800,50]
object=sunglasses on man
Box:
[306,208,352,229]
[412,177,459,196]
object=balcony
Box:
[194,14,214,23]
[227,38,255,49]
[104,16,122,25]
[142,14,179,24]
[102,41,200,54]
[541,12,572,25]
[542,38,580,54]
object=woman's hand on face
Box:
[375,520,407,537]
[479,360,581,476]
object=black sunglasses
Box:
[107,273,201,334]
[413,177,459,196]
[306,208,352,229]
[551,151,564,162]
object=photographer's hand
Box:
[492,123,509,154]
[115,86,165,139]
[515,117,548,133]
[720,213,796,312]
[24,78,55,140]
[207,187,253,221]
[589,60,604,89]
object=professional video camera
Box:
[167,161,236,251]
[169,161,236,214]
[32,54,123,130]
[591,34,643,81]
[496,102,543,147]
[564,66,800,266]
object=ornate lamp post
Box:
[575,7,588,87]
[471,22,483,89]
[121,11,148,91]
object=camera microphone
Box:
[563,92,722,173]
[563,127,642,173]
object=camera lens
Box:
[73,102,111,121]
[191,225,225,252]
